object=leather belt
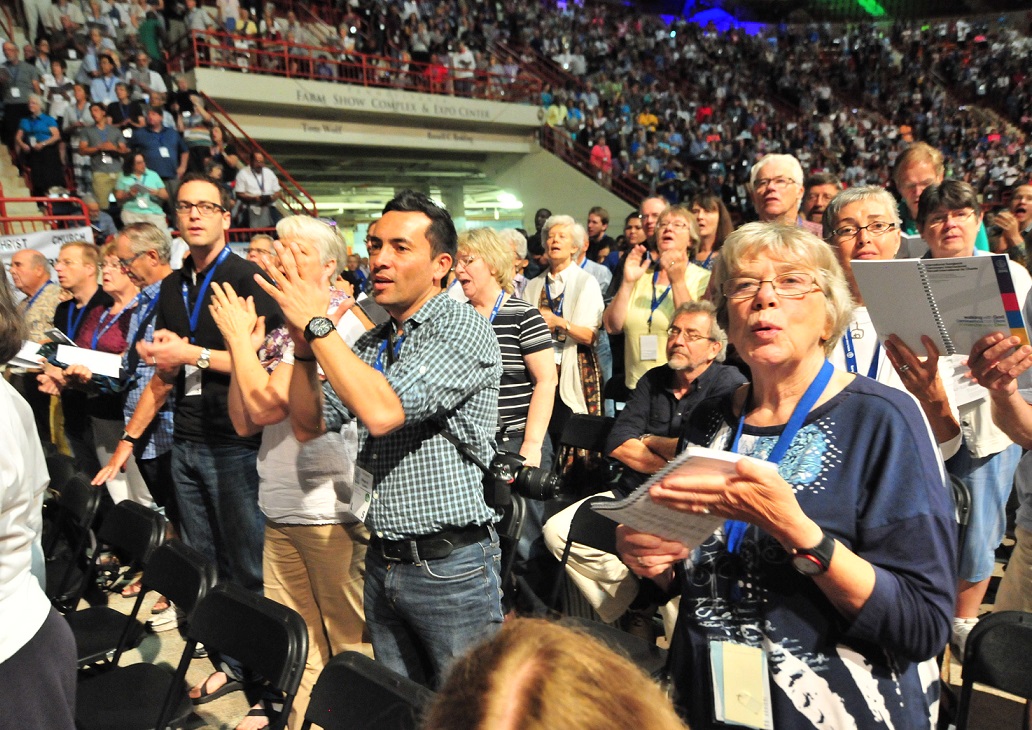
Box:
[371,524,491,564]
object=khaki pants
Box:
[263,520,371,730]
[91,171,119,208]
[995,526,1032,613]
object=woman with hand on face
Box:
[617,222,956,728]
[523,215,605,453]
[604,205,711,390]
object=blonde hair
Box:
[60,240,99,271]
[422,619,689,730]
[457,227,516,293]
[711,222,854,357]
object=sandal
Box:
[236,704,270,730]
[121,580,143,597]
[190,672,243,705]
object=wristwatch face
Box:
[305,316,335,342]
[196,348,211,369]
[791,553,825,576]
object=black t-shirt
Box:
[155,247,283,446]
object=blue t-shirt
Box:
[670,376,956,729]
[19,114,57,143]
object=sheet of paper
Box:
[591,446,771,549]
[55,345,122,378]
[8,341,45,368]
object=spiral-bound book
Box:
[850,254,1029,356]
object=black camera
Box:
[484,451,561,507]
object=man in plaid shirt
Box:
[262,190,504,687]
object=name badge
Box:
[10,87,20,98]
[68,50,78,59]
[122,127,133,138]
[351,465,373,522]
[708,641,773,730]
[639,334,659,361]
[100,153,112,164]
[158,145,170,158]
[183,364,202,397]
[28,135,36,147]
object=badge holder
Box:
[709,640,773,729]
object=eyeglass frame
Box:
[453,254,478,270]
[116,251,147,272]
[174,200,228,217]
[666,326,715,343]
[924,208,977,229]
[753,176,800,191]
[720,271,824,300]
[657,219,692,232]
[827,221,898,240]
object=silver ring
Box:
[898,364,910,372]
[637,557,646,567]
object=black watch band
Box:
[120,430,138,445]
[790,531,836,576]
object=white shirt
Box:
[234,165,281,201]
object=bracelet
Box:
[294,354,316,362]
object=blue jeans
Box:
[171,441,264,593]
[365,529,504,688]
[947,442,1021,583]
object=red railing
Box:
[0,193,90,236]
[173,30,542,104]
[490,40,577,95]
[537,126,648,207]
[200,93,318,219]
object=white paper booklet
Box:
[56,345,123,378]
[8,341,45,369]
[851,254,1029,356]
[592,446,770,549]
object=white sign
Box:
[1,226,95,273]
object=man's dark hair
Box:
[178,171,235,212]
[917,179,980,228]
[803,172,841,194]
[382,189,457,259]
[588,206,609,226]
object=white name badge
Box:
[28,136,36,147]
[183,364,202,397]
[158,145,170,158]
[122,126,132,138]
[68,50,78,59]
[10,87,20,98]
[709,641,773,730]
[639,334,659,361]
[350,465,373,522]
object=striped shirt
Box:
[492,297,552,434]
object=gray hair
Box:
[822,186,901,239]
[275,215,347,277]
[749,154,804,187]
[711,222,854,357]
[497,228,527,259]
[671,300,727,362]
[121,222,172,263]
[542,214,576,243]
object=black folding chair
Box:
[44,472,103,613]
[75,539,217,730]
[550,414,617,500]
[955,611,1032,730]
[548,496,618,612]
[300,651,434,730]
[65,501,167,668]
[560,616,668,681]
[45,451,78,495]
[155,583,309,730]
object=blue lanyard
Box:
[647,268,671,331]
[841,330,879,378]
[91,299,134,350]
[180,246,231,343]
[725,359,835,555]
[579,257,588,269]
[488,291,505,323]
[128,292,159,350]
[24,281,52,314]
[544,277,564,315]
[66,299,89,339]
[374,329,405,372]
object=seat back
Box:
[44,472,103,612]
[141,539,217,618]
[496,491,527,592]
[45,452,78,495]
[553,414,615,455]
[955,611,1032,730]
[158,584,308,730]
[550,497,618,610]
[551,414,617,499]
[560,616,668,681]
[301,651,434,730]
[96,501,167,570]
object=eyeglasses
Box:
[666,327,713,343]
[828,221,897,239]
[721,272,823,300]
[245,247,276,258]
[175,200,226,216]
[454,254,478,270]
[657,220,691,232]
[116,251,146,272]
[101,260,122,271]
[754,176,799,191]
[925,209,976,229]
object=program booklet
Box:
[850,254,1029,356]
[591,446,771,549]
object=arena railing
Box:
[0,191,90,236]
[538,125,649,208]
[171,30,543,104]
[200,93,319,218]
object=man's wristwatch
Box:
[304,316,335,342]
[120,430,138,444]
[196,347,211,370]
[790,531,836,576]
